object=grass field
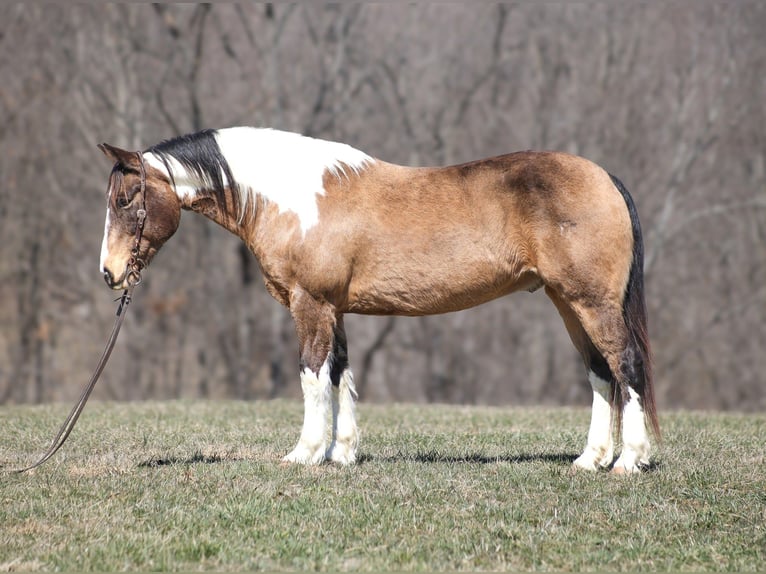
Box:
[1,400,764,571]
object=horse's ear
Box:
[98,143,139,168]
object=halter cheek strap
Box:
[125,151,148,287]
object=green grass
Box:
[1,400,764,571]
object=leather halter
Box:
[11,153,149,473]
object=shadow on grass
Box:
[136,451,662,473]
[138,452,242,468]
[359,452,663,472]
[358,451,580,465]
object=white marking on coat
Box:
[573,371,614,470]
[214,127,374,233]
[99,205,111,273]
[143,152,200,201]
[326,368,359,464]
[282,356,333,464]
[613,386,650,473]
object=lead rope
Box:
[11,152,148,474]
[12,286,136,473]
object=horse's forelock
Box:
[106,168,123,197]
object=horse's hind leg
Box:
[326,316,360,465]
[611,353,652,474]
[576,304,651,474]
[546,287,615,470]
[549,286,652,473]
[578,370,616,470]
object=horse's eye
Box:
[116,195,131,209]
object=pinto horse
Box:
[99,127,659,473]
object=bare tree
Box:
[1,4,764,411]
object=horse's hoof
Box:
[571,453,612,473]
[282,445,326,465]
[569,464,594,476]
[610,462,641,475]
[610,451,649,475]
[571,459,598,473]
[325,444,357,465]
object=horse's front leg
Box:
[282,289,358,465]
[326,316,359,465]
[281,362,332,464]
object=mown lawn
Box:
[1,400,764,571]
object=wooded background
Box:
[1,4,764,411]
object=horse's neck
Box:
[185,188,250,243]
[149,126,375,244]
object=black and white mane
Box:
[147,129,239,213]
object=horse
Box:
[98,127,660,474]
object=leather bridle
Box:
[11,152,148,473]
[125,151,148,288]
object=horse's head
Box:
[99,143,181,289]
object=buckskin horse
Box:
[98,127,660,474]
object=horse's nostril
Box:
[103,269,114,286]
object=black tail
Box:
[609,174,661,442]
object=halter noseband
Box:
[125,151,148,287]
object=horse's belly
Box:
[344,262,537,316]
